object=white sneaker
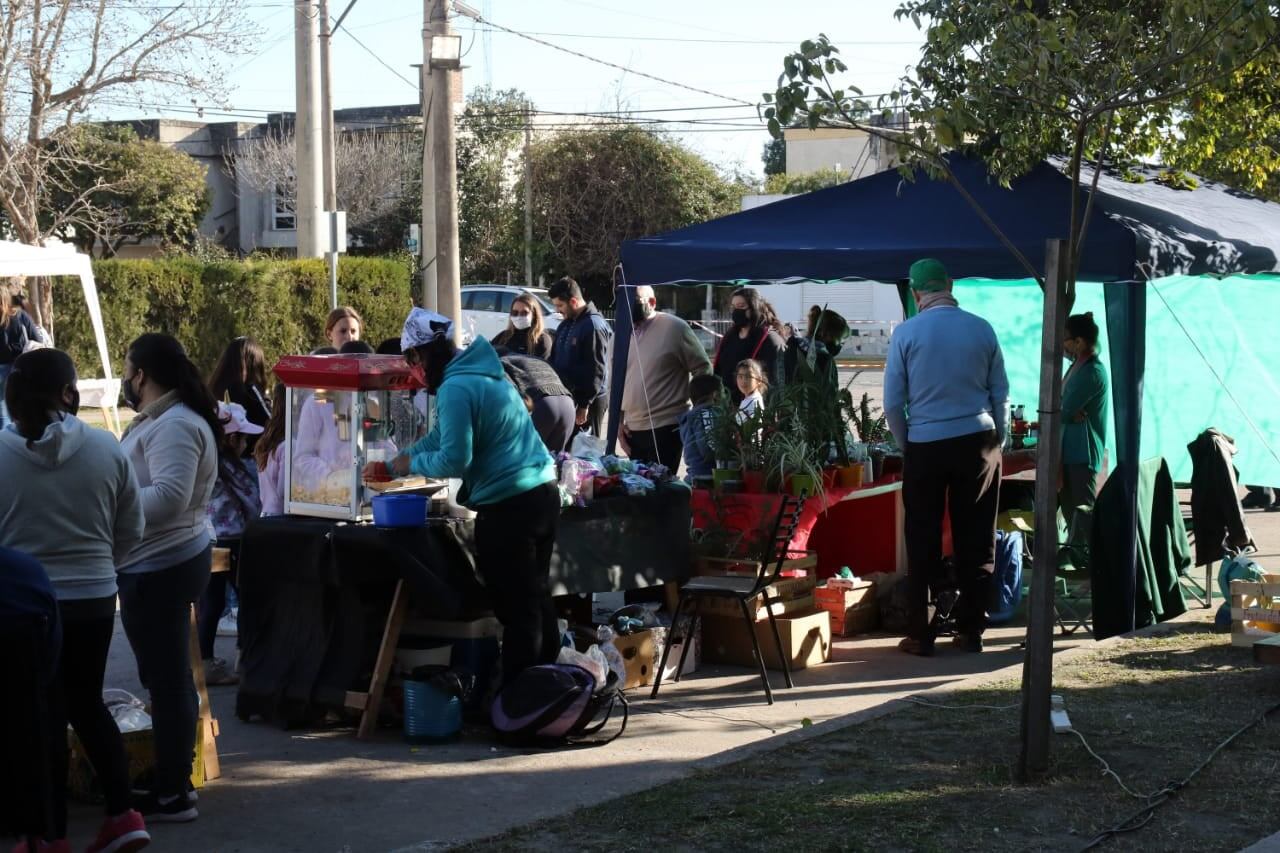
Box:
[216,609,238,637]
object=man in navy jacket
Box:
[547,277,612,437]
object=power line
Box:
[338,27,419,91]
[466,12,755,107]
[460,26,923,48]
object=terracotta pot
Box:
[742,470,766,493]
[837,463,865,488]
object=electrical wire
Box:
[1078,699,1280,850]
[465,12,755,107]
[898,696,1020,711]
[339,27,420,91]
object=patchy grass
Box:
[459,625,1280,852]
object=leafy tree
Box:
[49,125,211,258]
[765,0,1280,781]
[456,87,534,282]
[1165,61,1280,200]
[523,126,744,298]
[764,170,842,194]
[0,0,255,331]
[762,137,786,175]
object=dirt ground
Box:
[463,619,1280,853]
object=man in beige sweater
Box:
[620,285,712,470]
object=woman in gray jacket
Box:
[0,348,151,852]
[118,333,221,824]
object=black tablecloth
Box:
[550,484,691,593]
[235,517,484,726]
[234,487,691,725]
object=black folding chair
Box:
[652,494,806,705]
[0,616,56,848]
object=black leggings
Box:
[198,539,240,659]
[50,597,132,838]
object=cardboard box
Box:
[697,592,815,621]
[611,629,656,690]
[816,581,879,637]
[701,610,831,671]
[693,552,817,578]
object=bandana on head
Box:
[400,307,454,351]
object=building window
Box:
[272,182,296,231]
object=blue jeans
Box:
[0,363,11,429]
[118,546,212,796]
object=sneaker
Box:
[951,633,984,653]
[132,791,197,824]
[203,657,239,686]
[86,810,150,853]
[10,840,71,853]
[898,636,935,657]
[216,610,238,637]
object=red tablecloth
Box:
[690,452,1036,580]
[690,480,902,579]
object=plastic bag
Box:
[556,644,608,687]
[103,689,151,733]
[571,432,607,463]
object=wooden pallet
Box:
[1229,575,1280,650]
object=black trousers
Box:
[903,430,1002,640]
[571,396,608,440]
[626,423,684,470]
[531,395,576,454]
[50,598,132,838]
[1060,464,1099,531]
[474,482,562,685]
[118,546,211,797]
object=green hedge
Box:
[53,256,413,378]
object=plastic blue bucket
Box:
[403,680,462,742]
[372,494,428,528]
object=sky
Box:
[106,0,926,177]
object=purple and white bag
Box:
[490,664,628,746]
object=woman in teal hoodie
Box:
[377,308,559,684]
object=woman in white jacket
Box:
[118,333,221,824]
[0,348,150,853]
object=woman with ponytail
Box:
[117,333,221,824]
[0,349,151,853]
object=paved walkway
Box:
[69,508,1279,852]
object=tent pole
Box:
[1019,238,1068,781]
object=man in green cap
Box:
[883,258,1010,656]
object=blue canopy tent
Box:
[611,154,1280,632]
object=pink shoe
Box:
[85,810,150,853]
[10,840,71,853]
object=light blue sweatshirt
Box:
[883,306,1010,447]
[405,337,556,507]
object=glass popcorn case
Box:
[273,354,431,520]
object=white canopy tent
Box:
[0,239,120,433]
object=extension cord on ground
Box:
[1051,693,1073,733]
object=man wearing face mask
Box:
[619,285,711,469]
[365,308,560,684]
[883,259,1010,658]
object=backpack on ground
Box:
[988,529,1025,625]
[490,664,628,747]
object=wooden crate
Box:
[1230,575,1280,648]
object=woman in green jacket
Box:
[1061,312,1110,526]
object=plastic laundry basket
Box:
[402,679,462,743]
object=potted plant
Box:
[764,431,825,501]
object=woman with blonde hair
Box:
[324,306,362,350]
[491,293,553,359]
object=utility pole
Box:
[318,0,339,306]
[293,0,324,258]
[429,0,461,340]
[420,0,438,310]
[523,106,533,288]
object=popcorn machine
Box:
[273,354,431,521]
